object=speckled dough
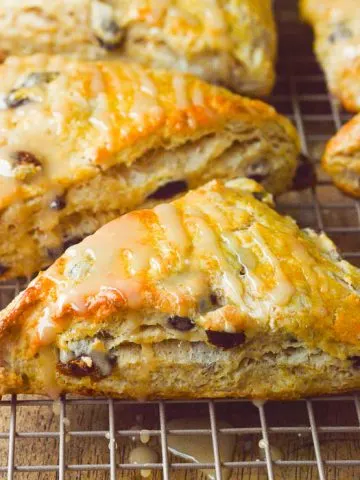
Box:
[0,0,277,96]
[0,178,359,399]
[323,113,360,197]
[0,55,299,281]
[301,0,360,112]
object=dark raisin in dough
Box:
[252,192,266,201]
[206,330,246,349]
[5,89,31,109]
[96,20,125,50]
[148,180,188,200]
[50,195,66,211]
[349,356,360,369]
[292,153,317,190]
[0,263,10,275]
[57,357,96,377]
[12,151,42,168]
[63,236,85,250]
[168,316,195,331]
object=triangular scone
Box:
[0,0,276,96]
[323,113,360,197]
[0,55,299,281]
[1,178,360,400]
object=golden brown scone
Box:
[0,55,300,281]
[1,178,360,400]
[0,0,277,96]
[300,0,360,112]
[322,113,360,197]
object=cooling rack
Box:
[1,0,360,479]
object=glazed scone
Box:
[0,55,300,281]
[322,113,360,197]
[1,178,360,399]
[0,0,277,96]
[300,0,360,112]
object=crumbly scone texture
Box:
[300,0,360,112]
[0,55,299,281]
[323,113,360,197]
[0,0,277,96]
[0,178,360,399]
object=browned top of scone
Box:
[0,178,359,362]
[0,55,298,210]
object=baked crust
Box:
[0,0,277,96]
[300,0,360,112]
[0,178,359,399]
[0,55,299,280]
[323,113,360,197]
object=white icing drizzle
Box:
[47,214,154,313]
[252,226,295,306]
[172,75,189,109]
[37,307,57,345]
[192,84,205,106]
[129,90,163,123]
[167,417,235,480]
[154,204,189,253]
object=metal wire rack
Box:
[1,1,360,479]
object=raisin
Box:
[210,293,220,306]
[206,330,246,349]
[96,19,125,50]
[168,316,195,331]
[57,357,96,378]
[63,236,84,250]
[349,356,360,369]
[246,160,270,184]
[50,195,66,211]
[292,154,317,190]
[148,180,188,200]
[47,246,64,260]
[0,263,9,275]
[252,192,266,201]
[12,151,42,168]
[5,89,31,109]
[239,264,246,276]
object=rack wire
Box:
[1,0,360,478]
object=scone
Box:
[1,178,360,400]
[300,0,360,112]
[0,0,277,96]
[0,55,300,281]
[322,113,360,197]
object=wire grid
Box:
[1,1,360,479]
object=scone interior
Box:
[0,56,299,280]
[0,178,360,399]
[0,0,277,96]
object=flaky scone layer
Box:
[0,55,299,280]
[0,178,359,399]
[0,0,276,96]
[300,0,360,112]
[323,113,360,197]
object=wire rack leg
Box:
[7,395,16,480]
[158,401,170,480]
[58,395,66,480]
[306,400,326,480]
[108,398,117,480]
[208,401,223,480]
[258,403,274,480]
